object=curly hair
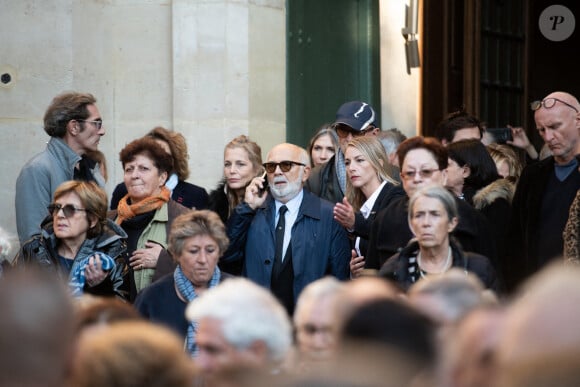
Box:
[44,92,97,138]
[119,137,174,176]
[53,181,108,239]
[146,127,190,181]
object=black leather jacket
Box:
[15,217,130,300]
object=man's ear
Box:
[67,120,79,136]
[302,165,311,182]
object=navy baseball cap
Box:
[334,101,376,131]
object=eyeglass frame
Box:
[263,160,306,173]
[79,119,104,129]
[530,98,579,113]
[47,203,88,218]
[333,123,375,139]
[400,168,441,180]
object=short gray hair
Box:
[186,278,292,363]
[408,185,458,224]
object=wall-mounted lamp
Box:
[402,0,420,74]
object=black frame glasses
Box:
[47,203,87,218]
[530,98,579,113]
[263,161,306,173]
[80,120,103,129]
[400,168,440,180]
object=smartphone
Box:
[257,171,269,197]
[486,127,513,144]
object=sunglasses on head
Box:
[263,161,306,173]
[47,203,87,218]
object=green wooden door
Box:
[287,0,381,147]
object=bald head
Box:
[534,91,580,164]
[265,143,311,203]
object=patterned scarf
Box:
[335,149,347,195]
[116,186,171,224]
[174,264,221,357]
[69,252,116,297]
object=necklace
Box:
[417,246,452,279]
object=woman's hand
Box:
[244,175,268,210]
[334,197,356,230]
[130,241,163,270]
[350,249,365,278]
[85,254,108,287]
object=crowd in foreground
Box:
[1,89,580,386]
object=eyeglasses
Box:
[80,120,103,129]
[401,168,440,180]
[334,124,373,139]
[263,161,306,173]
[530,98,579,113]
[47,203,87,218]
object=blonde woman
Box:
[333,136,403,262]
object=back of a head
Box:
[70,320,196,387]
[408,268,486,324]
[341,298,437,367]
[0,268,75,387]
[447,139,500,189]
[186,278,292,364]
[378,128,407,157]
[436,109,483,144]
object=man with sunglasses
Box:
[505,91,580,292]
[223,143,350,315]
[307,101,380,204]
[15,92,106,243]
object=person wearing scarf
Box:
[109,137,189,301]
[134,210,231,356]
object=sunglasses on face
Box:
[262,161,306,173]
[47,203,87,218]
[334,124,374,139]
[530,98,579,113]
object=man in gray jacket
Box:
[15,92,106,243]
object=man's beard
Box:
[269,170,304,202]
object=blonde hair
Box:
[346,137,399,211]
[487,143,523,181]
[224,135,263,213]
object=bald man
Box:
[223,143,350,314]
[505,91,580,291]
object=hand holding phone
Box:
[486,127,513,144]
[257,171,269,197]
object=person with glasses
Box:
[222,143,350,315]
[15,92,106,244]
[307,101,381,204]
[15,180,129,300]
[363,136,496,275]
[506,91,580,292]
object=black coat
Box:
[366,194,497,270]
[379,239,498,291]
[351,183,405,257]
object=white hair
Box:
[294,276,343,325]
[186,278,292,363]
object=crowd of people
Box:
[1,90,580,386]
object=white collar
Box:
[360,181,386,219]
